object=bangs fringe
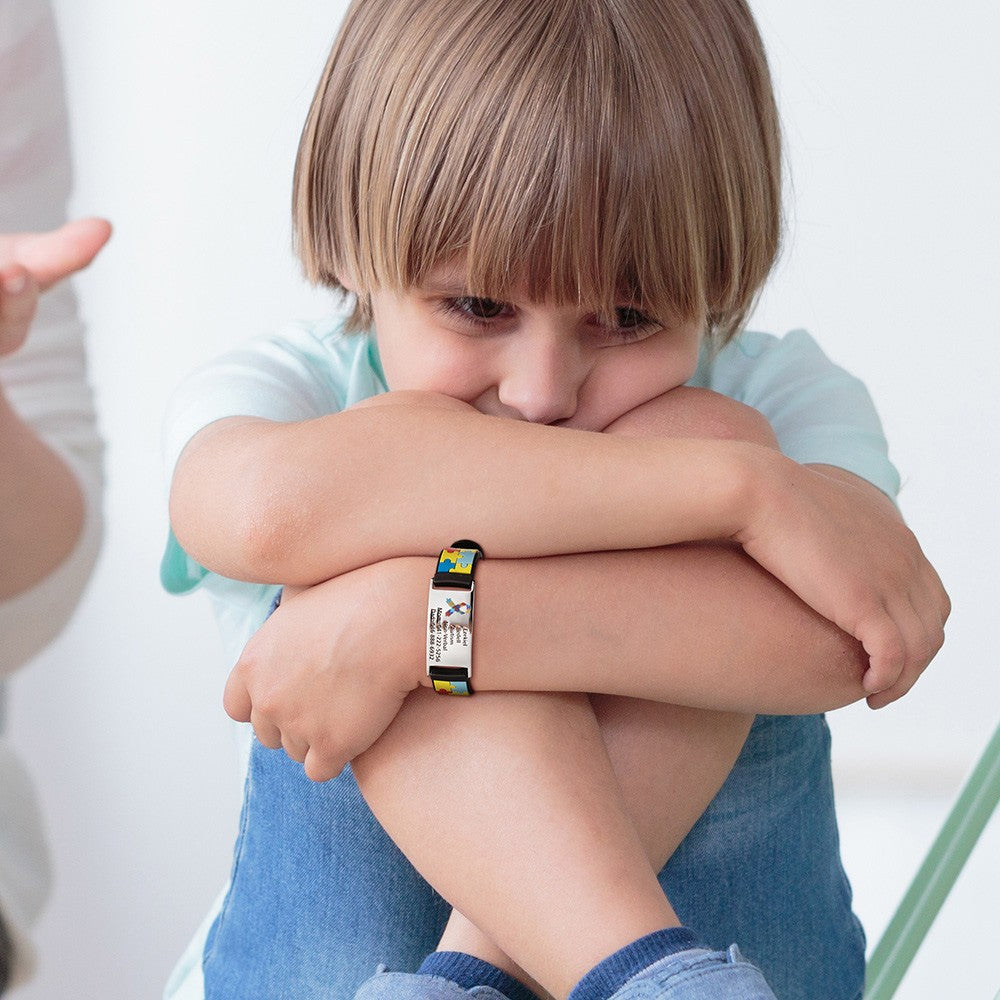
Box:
[295,0,781,341]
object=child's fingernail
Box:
[3,272,27,295]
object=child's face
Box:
[370,262,704,431]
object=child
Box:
[162,1,948,999]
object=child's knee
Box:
[604,386,779,449]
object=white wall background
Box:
[6,2,998,998]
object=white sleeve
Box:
[0,0,104,675]
[160,324,373,596]
[161,330,348,488]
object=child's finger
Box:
[859,612,906,696]
[0,265,40,356]
[281,733,309,765]
[249,711,283,751]
[304,745,345,783]
[864,596,944,708]
[866,688,899,711]
[222,670,253,722]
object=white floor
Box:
[834,780,1000,1000]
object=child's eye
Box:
[461,297,506,319]
[595,307,661,343]
[616,306,648,328]
[439,296,511,327]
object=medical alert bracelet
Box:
[427,540,483,696]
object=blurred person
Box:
[0,0,108,991]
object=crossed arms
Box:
[169,382,949,780]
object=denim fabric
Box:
[355,968,516,1000]
[202,714,864,1000]
[606,946,776,1000]
[658,715,865,1000]
[354,947,776,1000]
[202,752,451,998]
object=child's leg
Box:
[349,714,864,1000]
[351,389,781,998]
[658,713,867,1000]
[351,688,751,999]
[198,716,859,1000]
[431,698,753,996]
[437,386,783,986]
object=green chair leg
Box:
[864,722,1000,999]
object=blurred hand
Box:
[0,217,111,357]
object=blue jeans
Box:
[201,712,864,1000]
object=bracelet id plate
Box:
[427,581,475,695]
[427,541,482,696]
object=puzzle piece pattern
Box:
[432,679,471,696]
[437,548,476,574]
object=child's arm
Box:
[171,393,754,580]
[172,391,944,694]
[227,542,868,781]
[223,388,941,781]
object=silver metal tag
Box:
[426,581,475,675]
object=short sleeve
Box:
[690,329,900,500]
[160,322,383,594]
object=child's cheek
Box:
[577,356,683,430]
[376,334,452,394]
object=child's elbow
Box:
[168,421,302,583]
[168,471,284,584]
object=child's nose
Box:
[497,339,586,425]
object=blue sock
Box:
[418,951,541,1000]
[567,927,704,1000]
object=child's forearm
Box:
[228,537,865,781]
[376,545,868,715]
[169,393,767,587]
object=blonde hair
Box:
[293,0,782,342]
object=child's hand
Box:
[223,562,422,781]
[736,458,950,708]
[0,219,111,356]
